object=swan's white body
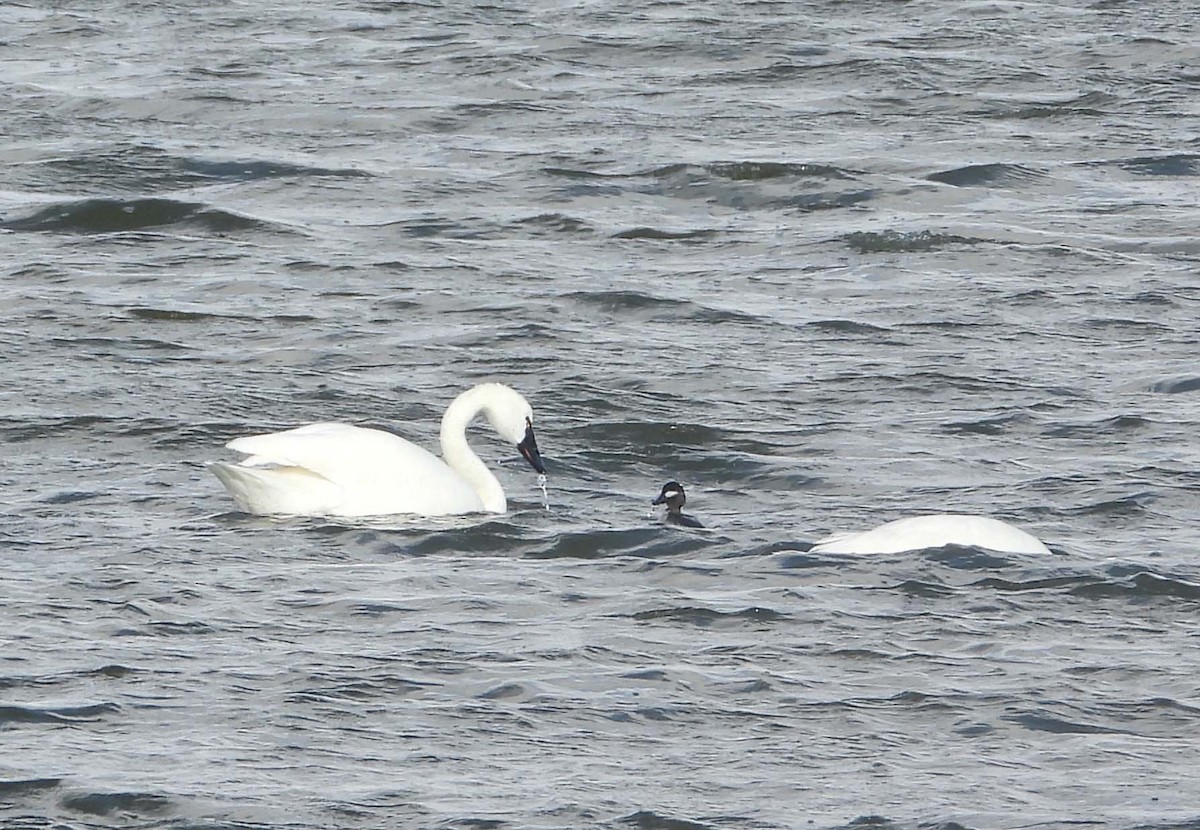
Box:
[210,383,543,518]
[810,514,1050,555]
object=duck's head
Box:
[652,481,687,511]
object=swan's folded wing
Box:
[224,423,483,515]
[226,423,439,479]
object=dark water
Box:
[3,1,1200,828]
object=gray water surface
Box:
[2,1,1199,828]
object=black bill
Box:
[517,420,546,474]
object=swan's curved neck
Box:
[439,386,506,512]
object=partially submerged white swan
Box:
[210,383,545,518]
[809,514,1050,555]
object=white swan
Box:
[210,383,545,518]
[809,514,1050,555]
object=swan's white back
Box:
[210,383,540,518]
[810,514,1050,555]
[212,423,484,517]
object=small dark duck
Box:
[652,481,704,528]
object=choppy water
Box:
[3,1,1200,828]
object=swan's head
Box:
[653,481,686,510]
[479,383,546,475]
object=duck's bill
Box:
[652,493,668,505]
[517,423,546,474]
